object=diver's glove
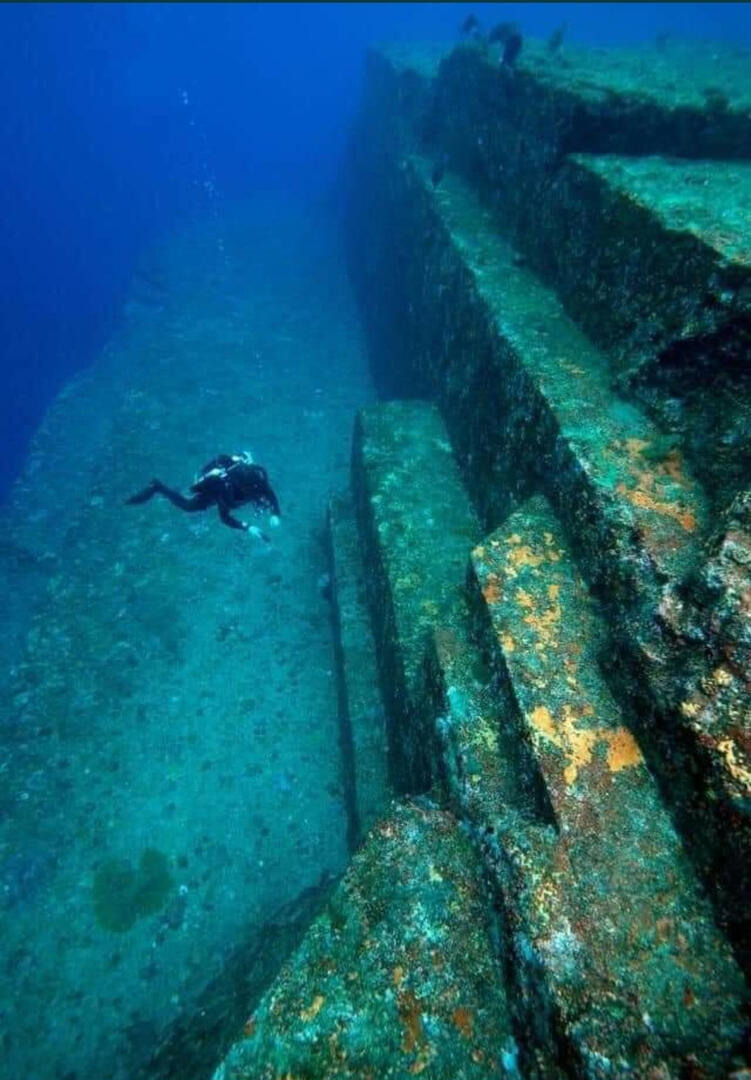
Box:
[246,523,271,544]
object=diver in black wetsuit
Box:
[126,451,280,541]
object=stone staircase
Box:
[212,33,751,1079]
[345,35,751,983]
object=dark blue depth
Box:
[1,1,750,499]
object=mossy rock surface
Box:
[213,801,514,1080]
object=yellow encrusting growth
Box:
[717,738,751,790]
[610,440,698,533]
[529,703,642,786]
[606,727,643,772]
[617,482,697,533]
[299,994,325,1022]
[508,544,545,568]
[515,585,562,651]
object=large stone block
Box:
[343,33,751,1070]
[327,491,391,849]
[213,801,516,1080]
[347,145,751,966]
[351,401,480,792]
[429,495,747,1078]
[351,43,751,519]
[432,37,751,166]
[528,154,751,514]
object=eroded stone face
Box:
[213,800,515,1080]
[329,32,751,1079]
[214,33,751,1080]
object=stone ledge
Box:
[351,401,480,792]
[428,495,746,1077]
[212,801,515,1080]
[327,491,391,849]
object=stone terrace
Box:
[212,34,751,1080]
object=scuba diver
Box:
[125,451,280,542]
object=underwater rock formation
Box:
[214,33,751,1079]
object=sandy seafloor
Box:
[0,195,375,1079]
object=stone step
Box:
[355,154,751,954]
[360,44,751,518]
[327,491,391,849]
[418,600,567,1079]
[374,38,751,162]
[212,800,517,1080]
[361,43,751,519]
[425,39,751,280]
[528,153,751,516]
[533,154,751,377]
[430,495,747,1077]
[430,38,751,168]
[351,400,481,792]
[365,42,751,331]
[408,153,708,590]
[421,616,550,838]
[659,491,751,975]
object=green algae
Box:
[93,848,173,932]
[571,154,751,266]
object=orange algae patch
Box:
[399,989,425,1054]
[452,1007,474,1038]
[515,588,535,610]
[717,737,751,790]
[562,721,599,785]
[530,705,556,740]
[662,449,687,483]
[522,591,562,650]
[508,544,545,569]
[616,482,697,532]
[712,665,734,687]
[613,438,698,532]
[529,704,642,786]
[606,727,643,772]
[482,572,502,604]
[533,875,560,916]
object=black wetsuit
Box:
[126,455,280,537]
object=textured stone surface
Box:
[525,153,751,518]
[213,800,516,1080]
[467,496,746,1077]
[427,38,751,236]
[351,401,480,792]
[346,74,751,974]
[209,35,751,1079]
[531,155,751,373]
[328,491,391,849]
[339,35,751,1074]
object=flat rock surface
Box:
[214,800,515,1080]
[0,196,375,1079]
[572,153,751,266]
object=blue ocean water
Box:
[1,4,751,1078]
[2,1,751,499]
